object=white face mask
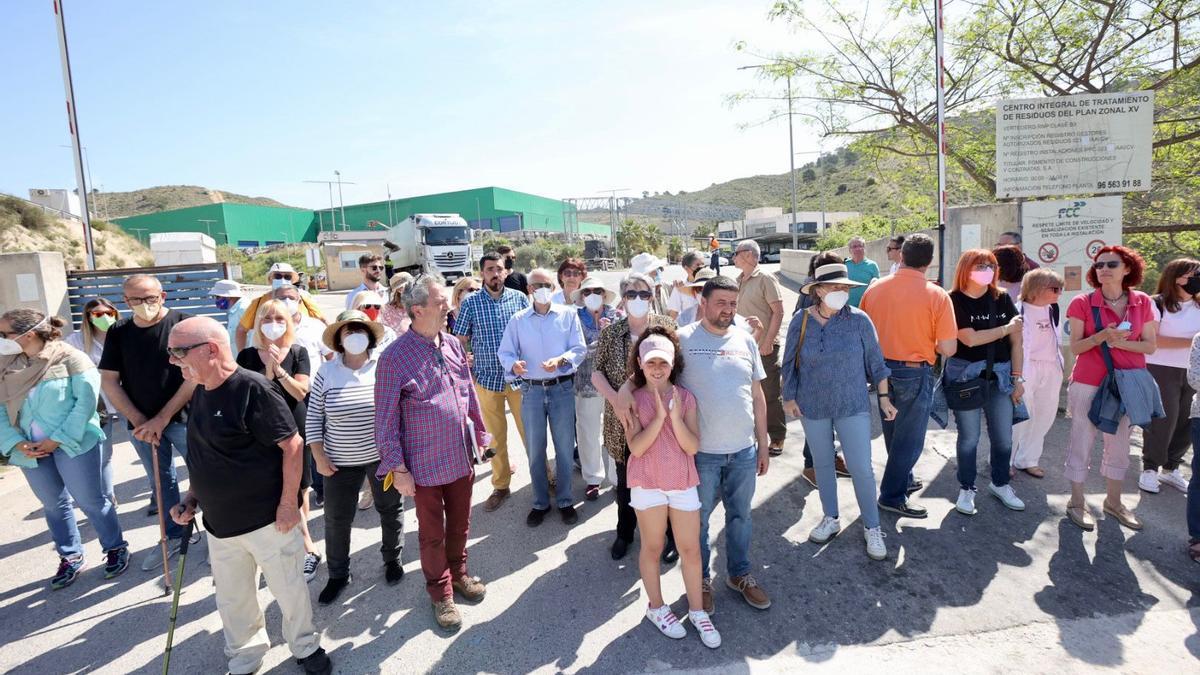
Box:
[0,339,21,356]
[822,290,850,311]
[626,298,650,318]
[532,288,554,305]
[342,332,369,355]
[271,278,287,289]
[260,321,287,341]
[282,298,300,316]
[583,293,604,311]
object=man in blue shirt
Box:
[453,253,530,512]
[844,237,880,307]
[497,268,587,526]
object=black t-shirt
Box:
[950,290,1018,363]
[97,310,192,427]
[184,368,299,538]
[504,270,528,294]
[236,344,310,436]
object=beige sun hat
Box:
[321,309,385,351]
[800,263,867,295]
[570,276,617,305]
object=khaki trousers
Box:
[475,384,527,491]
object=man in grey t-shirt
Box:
[678,275,771,614]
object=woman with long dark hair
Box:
[65,297,122,501]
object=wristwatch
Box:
[1011,375,1026,383]
[878,392,891,398]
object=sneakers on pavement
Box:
[104,547,130,579]
[645,604,686,639]
[879,500,928,519]
[585,484,600,501]
[526,507,551,527]
[559,505,579,525]
[296,647,332,675]
[1160,468,1188,492]
[51,554,85,590]
[1138,469,1161,494]
[701,577,715,615]
[906,478,924,495]
[141,537,183,571]
[303,552,321,583]
[989,483,1026,511]
[956,488,977,516]
[689,610,721,648]
[726,574,771,609]
[452,575,487,602]
[864,527,887,561]
[433,598,462,630]
[808,516,841,544]
[484,489,510,512]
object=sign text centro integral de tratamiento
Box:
[995,91,1153,199]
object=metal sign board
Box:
[1021,196,1122,303]
[996,91,1153,199]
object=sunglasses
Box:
[124,295,161,306]
[89,309,117,318]
[623,290,653,300]
[366,265,385,271]
[973,263,996,271]
[1093,260,1121,270]
[580,288,606,297]
[271,273,292,280]
[530,282,553,290]
[361,304,382,310]
[560,269,584,278]
[886,246,899,252]
[1047,286,1062,293]
[166,342,209,359]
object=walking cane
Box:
[162,519,194,675]
[149,440,173,593]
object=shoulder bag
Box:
[1087,304,1124,434]
[943,293,997,411]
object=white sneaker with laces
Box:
[1138,470,1161,494]
[303,552,322,583]
[646,604,686,639]
[956,489,977,516]
[689,610,721,648]
[808,516,841,544]
[1160,468,1188,492]
[988,483,1026,511]
[864,527,887,561]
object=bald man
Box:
[167,317,331,675]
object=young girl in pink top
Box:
[625,327,719,648]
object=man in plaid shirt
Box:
[452,252,530,512]
[376,275,492,630]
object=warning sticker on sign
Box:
[1022,196,1122,304]
[1086,239,1106,259]
[1038,242,1059,264]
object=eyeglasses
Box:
[530,282,553,290]
[89,309,117,318]
[580,288,606,297]
[366,265,385,271]
[886,246,899,252]
[973,264,996,271]
[623,290,653,300]
[1093,260,1121,270]
[271,273,292,280]
[124,295,161,306]
[560,269,584,278]
[166,342,209,359]
[1047,286,1062,293]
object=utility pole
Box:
[335,170,347,229]
[739,64,798,251]
[53,0,95,270]
[386,183,393,227]
[304,177,355,232]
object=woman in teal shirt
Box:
[0,309,129,589]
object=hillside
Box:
[97,185,294,218]
[1,196,153,269]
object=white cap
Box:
[638,334,675,366]
[630,252,667,277]
[208,279,243,297]
[268,262,298,277]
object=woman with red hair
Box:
[945,249,1027,517]
[1064,245,1159,531]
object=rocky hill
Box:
[1,196,153,269]
[96,185,294,218]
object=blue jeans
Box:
[879,362,934,507]
[23,443,127,557]
[129,421,189,539]
[801,412,880,529]
[99,414,124,501]
[520,379,577,509]
[1189,419,1200,540]
[952,379,1014,490]
[696,445,757,580]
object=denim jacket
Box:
[0,370,105,468]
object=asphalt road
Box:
[0,264,1196,673]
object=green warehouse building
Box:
[113,186,608,246]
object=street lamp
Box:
[738,64,799,250]
[793,151,825,236]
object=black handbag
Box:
[943,294,997,411]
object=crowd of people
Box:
[1,234,1199,671]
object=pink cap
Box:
[638,334,675,366]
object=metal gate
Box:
[66,262,233,330]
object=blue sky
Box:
[0,1,823,210]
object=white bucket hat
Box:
[800,263,867,295]
[570,276,616,305]
[630,252,667,277]
[208,279,243,298]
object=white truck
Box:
[383,213,474,282]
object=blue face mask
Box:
[214,297,232,311]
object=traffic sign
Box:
[1038,242,1059,264]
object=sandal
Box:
[1022,467,1045,479]
[1066,504,1095,531]
[1102,501,1143,530]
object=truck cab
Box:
[385,213,473,282]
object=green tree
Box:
[667,236,686,262]
[614,220,664,265]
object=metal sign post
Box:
[52,0,96,270]
[934,0,948,286]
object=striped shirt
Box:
[627,386,700,491]
[305,354,379,466]
[452,287,530,392]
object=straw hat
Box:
[322,309,385,351]
[687,267,719,288]
[570,276,617,305]
[800,263,867,295]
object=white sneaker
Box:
[689,610,721,648]
[1138,469,1161,494]
[1160,468,1188,492]
[864,527,887,561]
[989,483,1026,511]
[303,552,322,583]
[808,516,841,544]
[956,489,977,516]
[358,491,374,510]
[645,604,686,639]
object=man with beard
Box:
[453,253,531,512]
[346,253,387,310]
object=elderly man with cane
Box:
[376,275,493,630]
[167,317,332,675]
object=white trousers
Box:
[575,395,608,485]
[1011,359,1064,469]
[208,522,321,674]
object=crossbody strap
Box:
[1091,303,1116,375]
[983,292,997,378]
[792,310,810,371]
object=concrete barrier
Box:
[0,251,72,334]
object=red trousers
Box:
[413,473,473,601]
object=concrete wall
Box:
[0,251,72,335]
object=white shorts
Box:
[630,486,701,512]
